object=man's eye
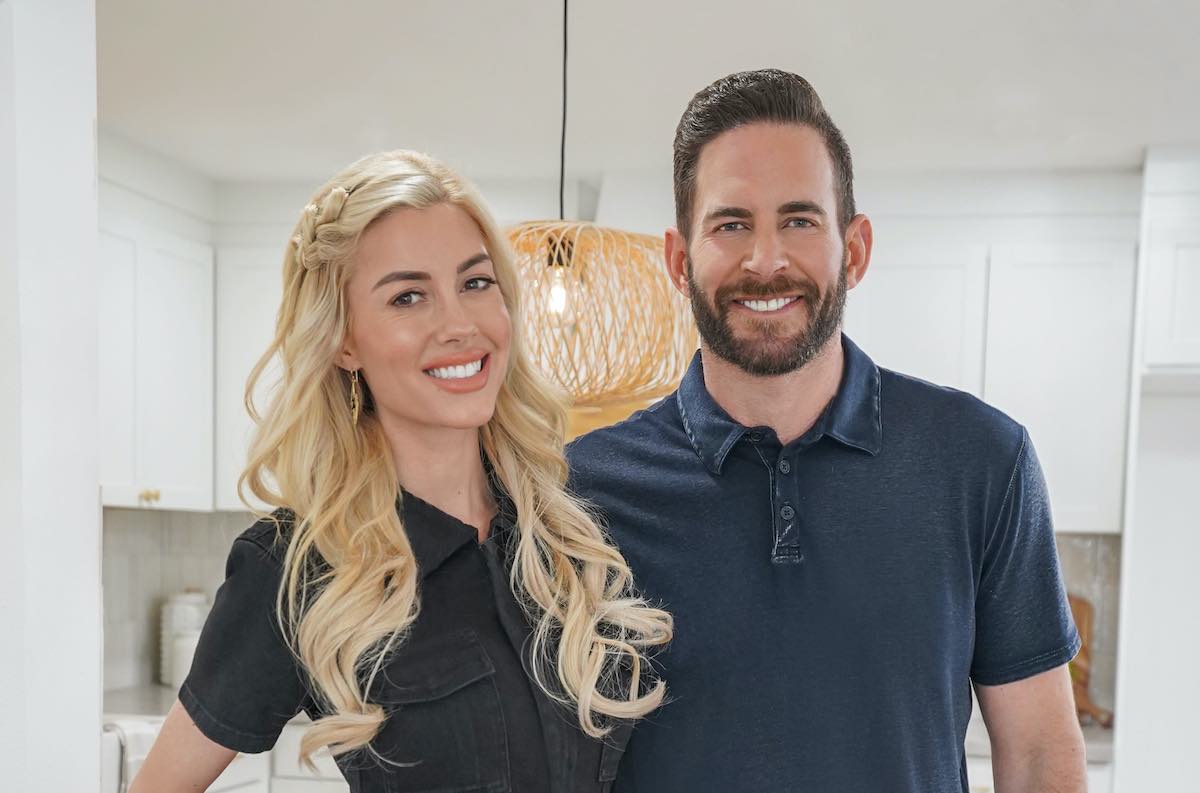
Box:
[717,222,748,232]
[391,290,425,307]
[785,217,814,228]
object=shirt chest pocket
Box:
[369,629,509,793]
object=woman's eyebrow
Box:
[371,253,492,291]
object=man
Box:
[567,69,1086,793]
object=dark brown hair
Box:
[673,69,856,239]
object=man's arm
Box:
[974,663,1087,793]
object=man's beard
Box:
[686,256,848,377]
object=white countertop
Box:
[104,684,178,719]
[105,684,1113,764]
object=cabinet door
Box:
[844,241,988,395]
[215,247,284,512]
[984,243,1136,534]
[135,231,214,510]
[98,224,214,510]
[1144,216,1200,367]
[98,229,139,504]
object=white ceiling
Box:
[98,0,1200,183]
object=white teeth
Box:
[739,297,796,312]
[427,358,484,380]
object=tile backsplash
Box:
[103,508,1123,714]
[102,507,254,690]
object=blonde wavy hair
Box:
[240,150,672,766]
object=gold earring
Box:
[349,369,361,426]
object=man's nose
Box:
[742,228,788,278]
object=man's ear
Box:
[664,226,690,297]
[844,214,873,290]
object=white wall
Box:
[0,0,25,779]
[213,175,590,248]
[0,1,102,791]
[595,168,1143,237]
[99,129,216,243]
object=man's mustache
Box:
[713,275,818,307]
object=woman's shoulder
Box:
[235,508,298,565]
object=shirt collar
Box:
[399,484,518,580]
[675,333,882,475]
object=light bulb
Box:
[549,282,569,314]
[545,268,576,328]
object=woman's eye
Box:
[464,276,497,291]
[391,290,425,307]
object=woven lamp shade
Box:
[508,221,698,429]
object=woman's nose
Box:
[434,293,479,344]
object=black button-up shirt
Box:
[181,490,629,792]
[567,335,1079,793]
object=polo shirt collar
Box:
[676,333,882,475]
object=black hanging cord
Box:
[559,0,568,221]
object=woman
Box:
[132,150,672,792]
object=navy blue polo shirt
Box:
[566,335,1079,793]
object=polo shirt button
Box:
[780,505,795,520]
[778,459,791,474]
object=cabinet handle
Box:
[137,488,162,504]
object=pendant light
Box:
[507,0,698,432]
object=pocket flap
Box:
[371,629,496,704]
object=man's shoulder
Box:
[878,366,1026,459]
[568,395,679,457]
[566,395,689,494]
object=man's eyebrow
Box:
[371,253,492,291]
[702,206,753,225]
[778,201,826,216]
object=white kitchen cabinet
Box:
[215,246,285,511]
[1143,208,1200,368]
[845,240,988,396]
[984,243,1136,534]
[98,221,214,510]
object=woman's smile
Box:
[423,352,492,393]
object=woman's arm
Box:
[128,699,238,793]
